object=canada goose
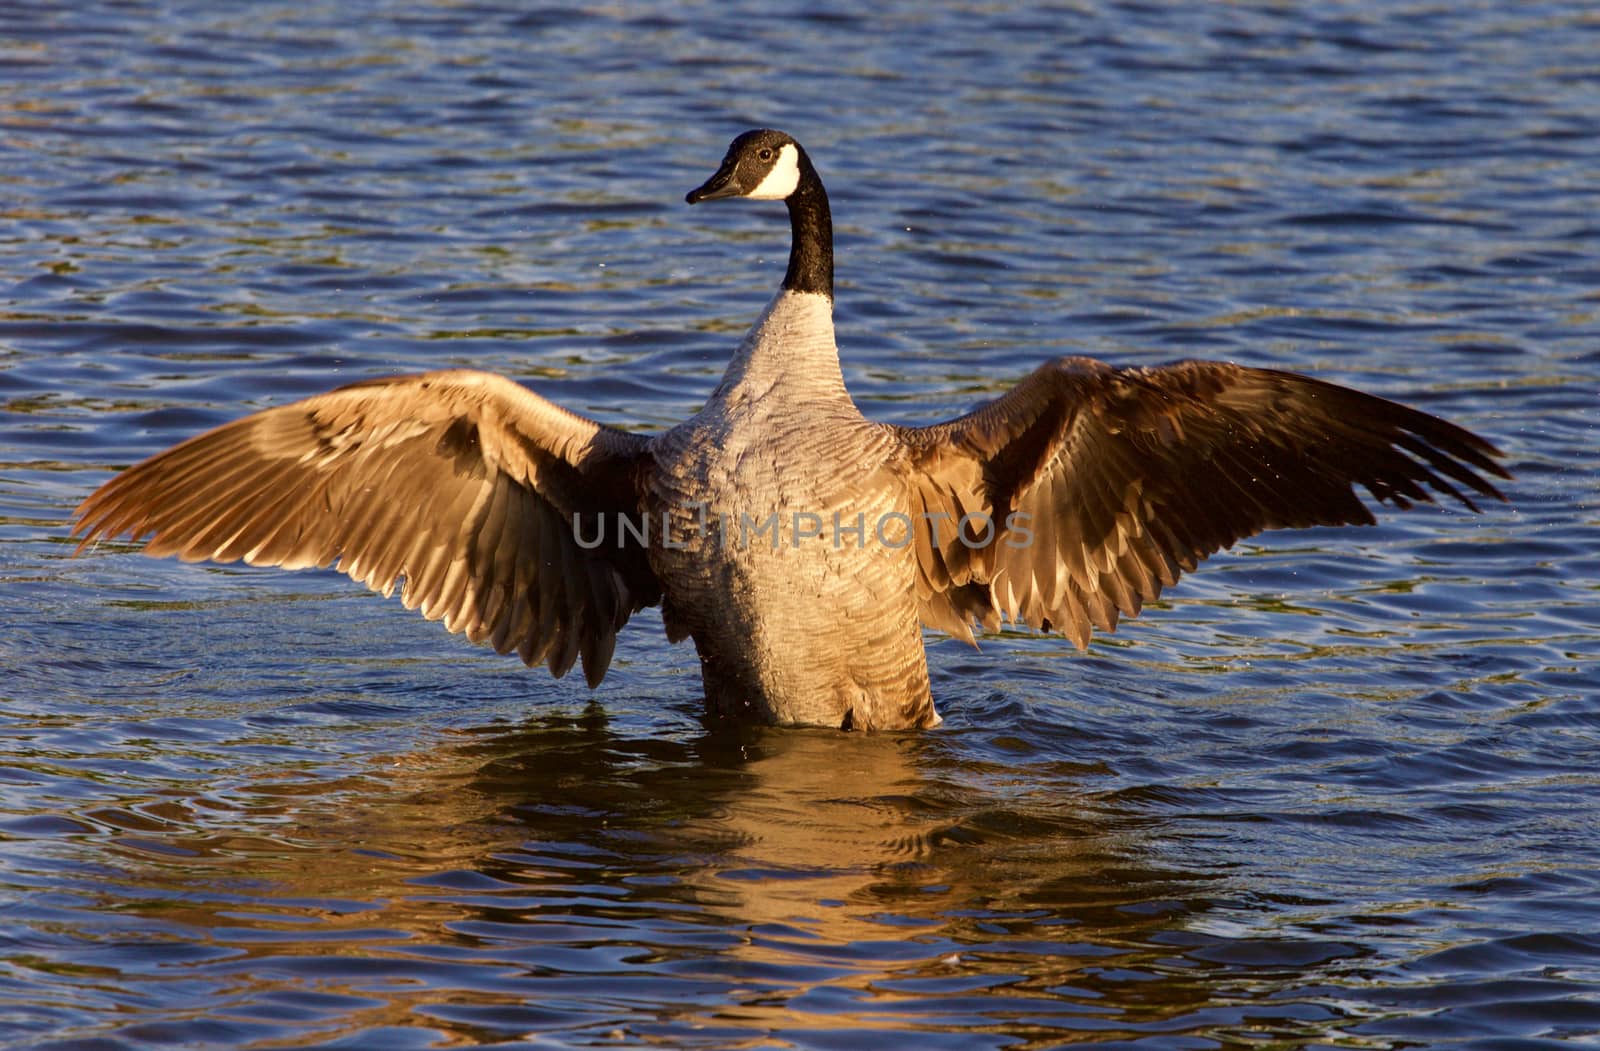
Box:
[73,129,1510,731]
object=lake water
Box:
[3,2,1598,1047]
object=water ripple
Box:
[4,0,1599,1047]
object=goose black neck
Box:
[783,153,833,299]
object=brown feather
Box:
[898,356,1510,648]
[72,369,661,687]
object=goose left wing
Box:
[894,356,1510,648]
[72,369,660,686]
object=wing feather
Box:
[73,368,661,686]
[897,357,1510,649]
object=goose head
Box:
[686,128,807,203]
[685,129,834,299]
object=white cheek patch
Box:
[745,143,800,200]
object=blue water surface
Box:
[2,2,1597,1048]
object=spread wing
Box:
[896,356,1510,648]
[73,368,661,686]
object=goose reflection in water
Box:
[68,710,1242,1041]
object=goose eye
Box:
[757,148,774,161]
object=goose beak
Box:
[686,159,743,204]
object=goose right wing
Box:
[73,369,661,687]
